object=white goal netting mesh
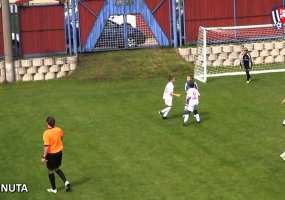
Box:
[194,24,285,82]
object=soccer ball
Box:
[283,119,285,126]
[276,22,283,29]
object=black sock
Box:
[55,169,67,183]
[48,173,56,190]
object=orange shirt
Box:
[43,127,63,154]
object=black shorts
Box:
[46,151,62,170]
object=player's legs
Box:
[183,104,194,125]
[46,153,57,192]
[183,110,190,125]
[160,98,172,119]
[184,98,190,113]
[46,151,71,193]
[162,106,172,118]
[245,68,251,83]
[55,168,71,191]
[47,168,57,192]
[53,151,71,191]
[193,105,200,123]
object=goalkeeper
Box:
[240,48,253,83]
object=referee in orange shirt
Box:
[41,116,71,193]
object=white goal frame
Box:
[194,24,285,83]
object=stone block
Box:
[38,66,49,74]
[250,50,259,58]
[212,60,222,67]
[22,74,33,82]
[27,66,37,74]
[55,57,67,65]
[229,52,239,59]
[253,43,264,51]
[264,56,274,64]
[178,48,190,56]
[32,58,44,66]
[14,60,21,68]
[223,59,233,66]
[275,55,285,62]
[218,52,227,60]
[56,71,67,78]
[21,59,32,68]
[233,59,241,66]
[190,48,197,55]
[233,45,242,52]
[49,65,60,73]
[61,64,70,72]
[243,43,254,51]
[211,46,222,54]
[260,50,269,57]
[270,49,279,56]
[208,54,217,61]
[264,42,274,50]
[16,67,26,75]
[15,74,22,81]
[280,48,285,55]
[66,55,78,63]
[185,55,195,62]
[34,73,45,81]
[274,41,284,49]
[44,57,54,66]
[254,57,264,65]
[45,72,56,80]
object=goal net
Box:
[194,24,285,83]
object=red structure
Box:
[0,0,282,56]
[78,0,105,47]
[18,5,65,55]
[136,15,152,37]
[184,0,283,43]
[78,0,171,50]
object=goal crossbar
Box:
[203,24,273,31]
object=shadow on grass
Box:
[168,111,210,121]
[57,176,91,192]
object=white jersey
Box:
[186,87,200,105]
[163,82,174,100]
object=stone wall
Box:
[0,56,77,83]
[178,41,285,66]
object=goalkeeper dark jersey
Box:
[241,53,253,69]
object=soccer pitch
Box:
[1,73,285,200]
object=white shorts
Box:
[164,97,173,106]
[186,103,198,112]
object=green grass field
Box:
[1,49,285,200]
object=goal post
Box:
[194,24,285,83]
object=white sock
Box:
[184,114,189,123]
[281,152,285,157]
[163,107,171,117]
[195,114,200,122]
[161,107,170,113]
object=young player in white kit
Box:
[183,82,200,126]
[159,76,181,119]
[184,74,198,114]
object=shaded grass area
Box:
[1,49,285,199]
[68,48,193,81]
